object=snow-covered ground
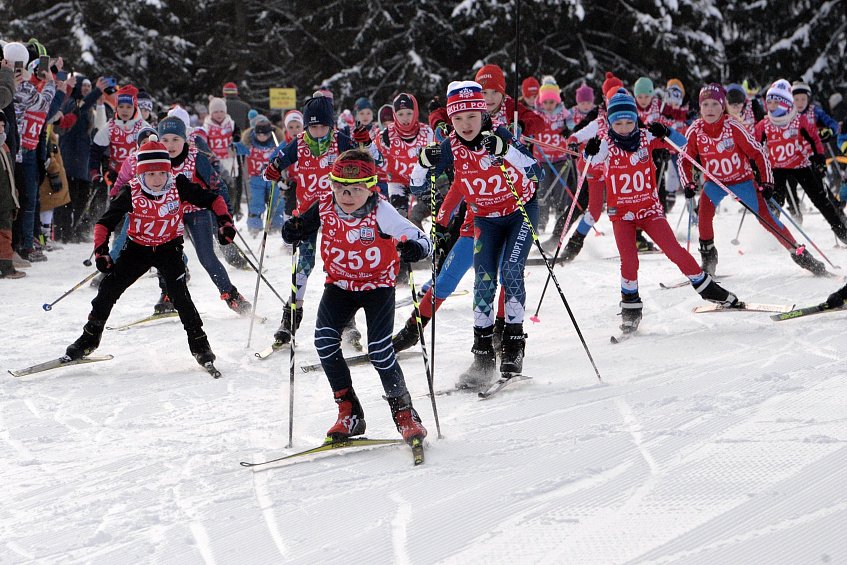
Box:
[3,197,847,564]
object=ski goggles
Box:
[329,159,379,190]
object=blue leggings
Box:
[247,177,285,231]
[183,210,235,295]
[703,179,784,229]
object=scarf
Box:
[769,106,797,128]
[608,127,641,153]
[304,129,333,157]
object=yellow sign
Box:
[269,88,297,109]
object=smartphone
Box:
[56,71,68,81]
[38,55,50,74]
[14,60,23,70]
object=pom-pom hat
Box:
[222,82,238,96]
[602,72,624,101]
[576,83,594,104]
[766,79,793,117]
[136,140,172,174]
[446,81,488,117]
[537,83,561,104]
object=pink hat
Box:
[537,84,561,105]
[575,83,594,104]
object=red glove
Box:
[264,157,282,182]
[91,169,103,183]
[94,243,113,273]
[352,125,371,145]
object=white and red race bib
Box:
[126,178,184,246]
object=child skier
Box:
[411,80,543,387]
[280,148,431,445]
[532,78,572,233]
[89,85,149,192]
[583,88,741,334]
[204,96,240,204]
[230,116,285,233]
[64,139,236,371]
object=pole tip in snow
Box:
[42,304,51,311]
[530,315,540,324]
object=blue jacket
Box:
[58,82,101,181]
[803,104,840,136]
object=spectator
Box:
[223,82,250,131]
[137,89,156,127]
[0,108,24,278]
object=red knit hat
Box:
[222,82,238,96]
[522,77,540,98]
[475,64,506,95]
[136,140,171,174]
[602,72,623,100]
[446,81,488,117]
[116,85,138,108]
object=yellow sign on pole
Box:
[269,88,297,109]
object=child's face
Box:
[286,121,303,138]
[144,170,169,191]
[450,112,483,141]
[726,102,743,119]
[308,124,330,139]
[541,99,557,112]
[766,99,779,113]
[116,103,134,121]
[611,119,636,136]
[211,110,227,123]
[140,108,150,120]
[160,133,185,157]
[332,181,370,213]
[255,131,270,143]
[793,93,809,112]
[635,94,652,109]
[481,89,504,114]
[395,109,414,127]
[356,108,373,126]
[524,95,537,108]
[577,101,594,113]
[700,99,724,123]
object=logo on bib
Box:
[359,227,375,244]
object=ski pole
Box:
[687,197,694,252]
[43,270,100,311]
[287,238,299,448]
[530,156,593,323]
[520,135,580,157]
[235,230,261,265]
[769,198,840,269]
[493,153,601,381]
[429,172,439,410]
[674,194,687,231]
[231,241,286,303]
[731,209,747,245]
[246,182,277,349]
[407,257,442,439]
[83,249,95,267]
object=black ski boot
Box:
[699,238,718,277]
[457,326,496,389]
[392,316,422,353]
[221,286,252,316]
[274,302,303,344]
[492,317,505,354]
[327,387,367,441]
[791,248,828,276]
[500,323,526,374]
[187,329,216,365]
[154,289,175,314]
[65,317,106,360]
[562,231,586,262]
[619,293,643,334]
[343,318,363,350]
[635,229,655,252]
[694,274,739,307]
[387,392,427,443]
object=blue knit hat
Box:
[607,89,638,124]
[158,116,187,141]
[304,96,335,128]
[354,97,374,114]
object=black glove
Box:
[105,169,118,185]
[561,125,571,138]
[810,154,827,176]
[482,133,508,158]
[390,193,410,217]
[352,125,371,145]
[652,148,671,163]
[568,142,580,154]
[216,214,236,245]
[584,137,601,157]
[823,290,846,310]
[820,128,834,144]
[94,243,113,273]
[758,182,774,201]
[428,95,444,113]
[396,238,426,263]
[684,183,697,199]
[419,144,441,169]
[647,122,671,140]
[282,215,303,244]
[432,223,450,252]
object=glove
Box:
[482,133,508,158]
[652,148,671,163]
[561,126,571,138]
[281,215,303,244]
[684,183,697,199]
[352,125,371,145]
[428,95,444,113]
[91,169,103,184]
[647,122,671,139]
[105,169,118,185]
[433,121,450,142]
[758,182,774,201]
[568,142,580,154]
[820,128,834,143]
[94,243,113,273]
[216,214,236,245]
[823,290,846,310]
[584,137,601,157]
[432,223,450,252]
[396,238,426,263]
[810,154,827,176]
[264,157,283,182]
[419,144,441,169]
[389,193,410,217]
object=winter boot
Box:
[65,317,106,360]
[635,230,655,252]
[698,238,718,277]
[791,248,828,276]
[562,231,586,262]
[274,302,303,344]
[327,387,366,441]
[154,290,175,314]
[187,329,216,365]
[221,286,252,316]
[492,317,505,354]
[392,316,422,353]
[457,326,496,389]
[619,293,643,334]
[387,392,427,443]
[500,323,526,374]
[694,274,739,307]
[343,318,363,350]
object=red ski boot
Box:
[326,388,366,441]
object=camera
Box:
[104,77,117,95]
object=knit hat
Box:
[607,89,638,124]
[475,64,506,95]
[538,83,561,104]
[158,116,187,140]
[194,103,208,116]
[766,79,793,117]
[634,77,654,97]
[446,80,488,117]
[725,84,746,105]
[284,110,304,127]
[602,72,624,100]
[167,106,191,129]
[329,151,379,191]
[393,93,415,113]
[222,82,238,96]
[136,128,158,148]
[137,90,153,112]
[253,116,272,135]
[522,77,540,98]
[247,109,258,122]
[666,79,685,105]
[136,140,172,173]
[303,95,335,127]
[354,97,374,114]
[250,113,268,128]
[116,85,138,108]
[208,96,227,114]
[2,42,29,66]
[791,81,812,97]
[378,104,394,126]
[699,83,727,110]
[575,83,594,104]
[314,86,334,103]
